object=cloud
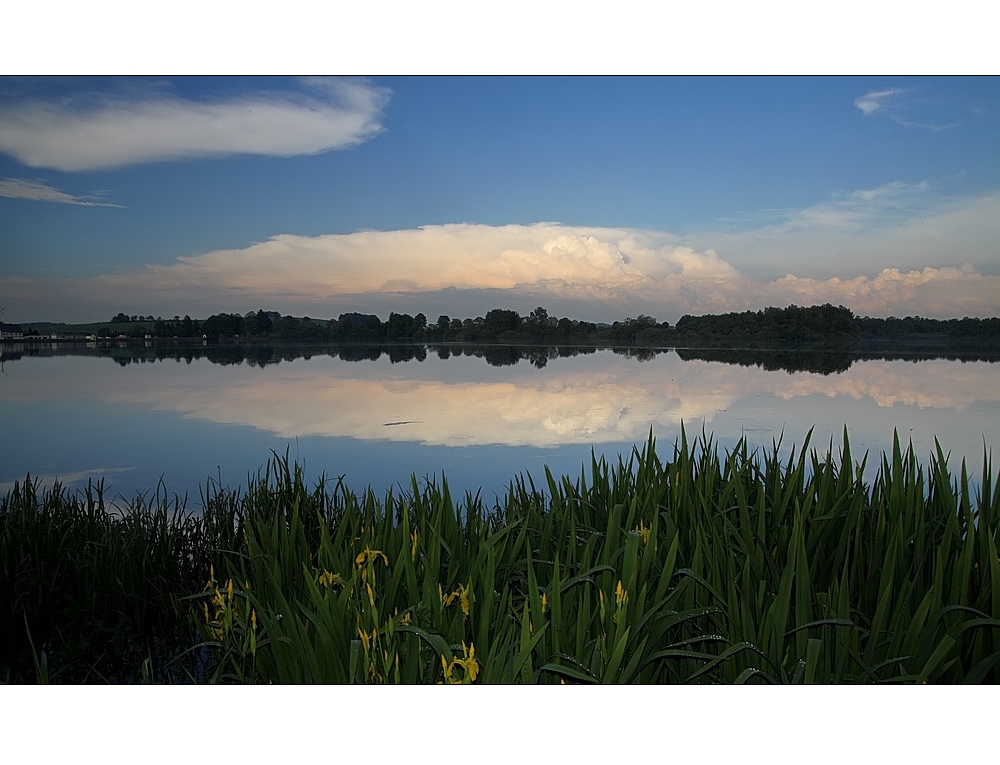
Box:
[773,265,999,317]
[854,86,957,130]
[855,88,910,116]
[4,186,998,323]
[698,184,1000,280]
[143,223,657,295]
[0,177,122,206]
[0,78,391,171]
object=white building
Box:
[0,323,24,341]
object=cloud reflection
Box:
[5,352,998,453]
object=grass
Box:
[2,428,998,683]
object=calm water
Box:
[2,343,999,507]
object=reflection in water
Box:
[675,348,857,375]
[6,340,999,372]
[2,344,998,498]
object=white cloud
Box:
[855,88,910,116]
[143,223,658,294]
[780,181,933,231]
[696,184,1000,280]
[854,87,958,130]
[3,186,998,323]
[0,78,391,171]
[773,265,999,317]
[0,177,122,206]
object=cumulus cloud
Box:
[0,78,390,171]
[773,265,999,317]
[142,223,658,295]
[4,186,998,323]
[0,177,122,206]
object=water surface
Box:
[2,344,998,506]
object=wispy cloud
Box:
[766,181,933,232]
[0,177,122,206]
[0,78,391,171]
[694,184,1000,281]
[854,87,957,130]
[854,88,910,116]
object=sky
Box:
[1,74,998,324]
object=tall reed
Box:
[4,428,997,683]
[196,429,999,683]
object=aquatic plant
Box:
[3,428,998,683]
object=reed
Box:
[3,428,998,683]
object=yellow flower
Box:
[541,591,548,614]
[449,642,479,683]
[633,521,651,544]
[204,564,217,592]
[355,546,389,569]
[459,583,471,617]
[318,570,341,588]
[410,529,419,561]
[615,580,627,609]
[442,582,471,617]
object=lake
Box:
[2,342,999,507]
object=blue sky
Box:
[1,75,998,323]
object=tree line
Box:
[97,304,1000,348]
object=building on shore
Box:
[0,322,24,341]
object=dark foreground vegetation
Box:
[3,430,998,683]
[17,304,1000,350]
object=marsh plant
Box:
[3,429,998,683]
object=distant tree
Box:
[483,308,522,338]
[414,312,427,335]
[385,312,415,340]
[243,309,273,336]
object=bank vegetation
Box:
[2,430,998,683]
